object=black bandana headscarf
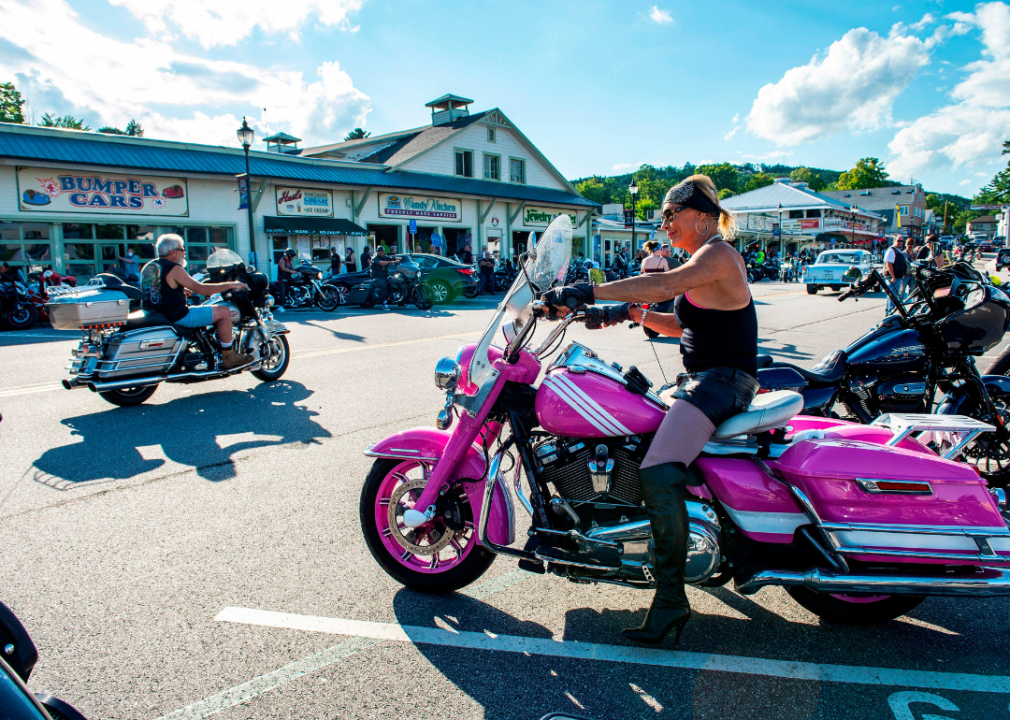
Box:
[663,180,721,217]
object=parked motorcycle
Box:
[387,264,435,310]
[48,249,290,407]
[758,261,1010,487]
[1,600,90,720]
[359,215,1010,626]
[274,261,341,311]
[494,259,519,292]
[0,267,37,330]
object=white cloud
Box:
[740,151,794,161]
[910,13,936,31]
[647,6,673,24]
[0,0,370,146]
[724,125,740,141]
[612,162,644,172]
[887,2,1010,178]
[960,179,972,185]
[976,171,990,176]
[108,0,364,49]
[745,27,931,145]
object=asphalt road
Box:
[1,279,1009,720]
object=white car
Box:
[803,250,874,295]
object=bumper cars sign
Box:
[17,167,189,216]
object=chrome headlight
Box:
[266,295,275,308]
[434,357,461,391]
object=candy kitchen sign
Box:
[276,187,334,217]
[17,167,188,216]
[523,207,577,226]
[378,193,462,222]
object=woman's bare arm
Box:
[597,244,737,304]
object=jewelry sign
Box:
[378,193,462,222]
[17,167,189,216]
[276,187,334,217]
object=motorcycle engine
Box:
[876,376,927,413]
[534,436,723,585]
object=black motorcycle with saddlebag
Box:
[757,261,1010,488]
[47,249,290,407]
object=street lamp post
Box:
[237,118,257,267]
[777,203,783,253]
[850,205,857,248]
[629,180,638,259]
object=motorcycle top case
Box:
[774,438,1009,562]
[46,287,130,330]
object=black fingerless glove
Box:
[541,282,596,311]
[605,303,635,325]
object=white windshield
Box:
[468,215,573,387]
[206,249,244,269]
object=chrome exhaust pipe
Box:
[735,566,1010,597]
[86,369,223,393]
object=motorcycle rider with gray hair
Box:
[141,234,254,370]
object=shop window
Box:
[21,223,50,240]
[127,225,156,242]
[484,154,500,181]
[0,222,18,241]
[0,222,55,273]
[805,209,821,218]
[64,243,95,261]
[0,244,22,262]
[186,227,209,244]
[487,127,496,143]
[455,149,474,178]
[62,223,94,239]
[788,210,804,219]
[209,228,230,244]
[95,224,126,240]
[510,158,525,184]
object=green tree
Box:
[125,119,144,137]
[837,157,889,190]
[696,162,739,193]
[0,82,25,124]
[39,113,90,130]
[98,126,126,135]
[789,166,825,191]
[636,197,657,219]
[718,188,736,200]
[344,127,370,141]
[576,178,608,205]
[743,172,774,192]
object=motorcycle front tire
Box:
[985,346,1010,376]
[4,302,38,330]
[413,287,434,310]
[251,334,290,382]
[99,384,159,407]
[316,286,341,312]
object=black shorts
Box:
[671,366,760,427]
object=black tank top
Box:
[141,258,188,322]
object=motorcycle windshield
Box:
[206,249,244,270]
[468,215,571,387]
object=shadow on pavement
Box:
[32,380,329,485]
[757,340,814,362]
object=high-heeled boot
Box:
[622,462,692,646]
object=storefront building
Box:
[721,179,885,255]
[0,95,597,280]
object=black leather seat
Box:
[756,354,774,368]
[776,349,847,385]
[124,310,171,330]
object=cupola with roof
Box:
[262,132,302,155]
[424,94,473,126]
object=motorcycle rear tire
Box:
[786,587,924,624]
[4,302,38,330]
[99,384,158,407]
[316,286,341,312]
[360,458,495,593]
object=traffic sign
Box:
[409,219,417,234]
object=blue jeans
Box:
[886,277,909,314]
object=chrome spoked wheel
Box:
[251,334,290,381]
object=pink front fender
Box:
[366,427,514,547]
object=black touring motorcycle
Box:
[48,250,290,407]
[274,260,342,311]
[758,261,1010,486]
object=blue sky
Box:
[1,0,1007,196]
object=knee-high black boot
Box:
[622,462,692,646]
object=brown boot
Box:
[221,346,254,370]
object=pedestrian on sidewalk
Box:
[344,247,357,273]
[478,245,495,294]
[361,246,372,271]
[884,236,909,314]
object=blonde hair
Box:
[682,174,738,240]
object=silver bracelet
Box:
[640,307,649,326]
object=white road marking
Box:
[216,606,1010,694]
[153,571,532,720]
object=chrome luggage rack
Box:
[872,413,995,460]
[45,277,108,298]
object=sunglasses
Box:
[660,206,690,226]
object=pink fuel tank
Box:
[536,366,666,438]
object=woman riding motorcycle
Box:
[542,175,757,646]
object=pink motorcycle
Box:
[360,216,1010,624]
